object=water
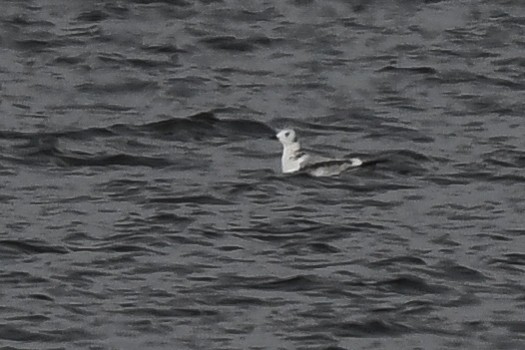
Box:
[1,1,524,349]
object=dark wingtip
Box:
[361,158,388,167]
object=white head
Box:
[276,129,298,146]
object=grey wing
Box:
[298,153,330,167]
[300,158,363,177]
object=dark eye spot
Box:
[284,131,290,137]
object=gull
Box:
[276,128,367,177]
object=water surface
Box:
[1,1,524,349]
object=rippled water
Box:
[1,1,524,349]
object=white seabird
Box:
[276,128,365,177]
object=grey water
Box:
[1,1,524,349]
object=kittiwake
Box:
[276,128,367,177]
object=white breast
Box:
[281,147,308,173]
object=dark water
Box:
[1,1,524,349]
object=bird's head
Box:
[276,129,298,146]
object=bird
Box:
[276,128,368,177]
